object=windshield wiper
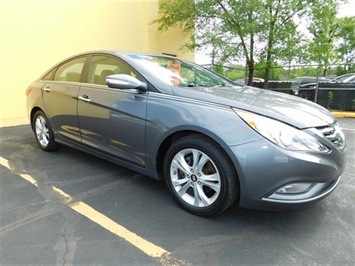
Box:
[186,83,232,87]
[186,83,213,87]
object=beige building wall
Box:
[0,0,194,127]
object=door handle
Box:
[78,95,91,103]
[43,87,51,92]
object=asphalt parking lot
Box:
[1,118,354,265]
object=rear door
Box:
[77,55,147,166]
[42,56,87,142]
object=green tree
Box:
[256,0,309,87]
[306,0,345,76]
[254,62,283,80]
[154,0,352,86]
[336,16,355,69]
[154,0,309,86]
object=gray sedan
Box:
[26,51,347,216]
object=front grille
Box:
[318,123,345,150]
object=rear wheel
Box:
[163,134,239,216]
[32,110,59,151]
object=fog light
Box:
[276,183,314,194]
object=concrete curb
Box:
[332,112,355,118]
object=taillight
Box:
[25,88,32,96]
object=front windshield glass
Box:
[129,54,233,87]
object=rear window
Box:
[42,68,56,81]
[54,57,86,82]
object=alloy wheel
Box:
[169,148,221,207]
[35,115,50,147]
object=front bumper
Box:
[228,138,346,211]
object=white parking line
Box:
[0,157,187,266]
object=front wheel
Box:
[163,134,239,216]
[32,110,59,151]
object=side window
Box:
[87,55,136,86]
[54,57,86,82]
[42,68,57,81]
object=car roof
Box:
[334,73,355,82]
[72,50,178,59]
[291,76,329,83]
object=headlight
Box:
[234,109,330,153]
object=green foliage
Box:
[254,60,284,80]
[305,0,346,75]
[336,16,355,63]
[284,67,317,79]
[335,65,346,76]
[154,0,309,86]
[223,68,246,81]
[211,64,245,81]
[327,91,334,109]
[154,0,354,85]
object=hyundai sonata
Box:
[26,51,347,216]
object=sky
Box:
[338,0,355,17]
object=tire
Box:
[163,134,239,216]
[32,110,59,152]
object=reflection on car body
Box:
[26,51,347,216]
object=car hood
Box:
[172,85,336,129]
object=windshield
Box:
[129,54,233,87]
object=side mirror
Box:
[106,74,147,91]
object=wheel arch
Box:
[30,107,43,130]
[160,131,241,215]
[155,129,242,193]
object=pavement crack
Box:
[54,211,81,266]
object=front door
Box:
[77,55,147,166]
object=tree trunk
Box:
[247,60,254,86]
